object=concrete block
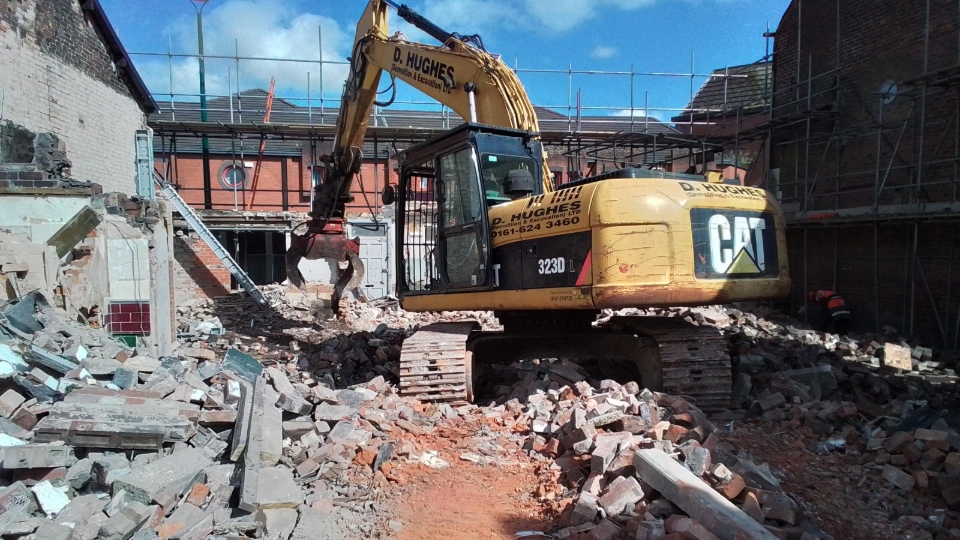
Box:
[598,476,644,516]
[2,444,77,469]
[260,508,298,540]
[685,446,712,477]
[35,522,73,540]
[155,502,204,538]
[223,349,262,385]
[0,416,32,439]
[282,420,315,439]
[634,449,777,540]
[179,348,216,361]
[228,379,253,462]
[0,389,25,418]
[256,467,303,509]
[31,480,70,517]
[92,454,131,488]
[267,367,312,415]
[53,494,104,528]
[74,511,109,540]
[757,392,785,411]
[882,465,916,490]
[97,511,140,540]
[291,507,343,540]
[258,385,283,466]
[112,368,138,390]
[313,403,358,422]
[112,448,210,505]
[570,492,599,526]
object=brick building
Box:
[672,62,772,187]
[770,0,960,346]
[0,0,157,194]
[0,0,174,354]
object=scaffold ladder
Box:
[156,179,270,308]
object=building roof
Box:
[150,89,678,157]
[671,62,771,123]
[80,0,157,114]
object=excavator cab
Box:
[394,124,544,296]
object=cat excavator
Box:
[287,0,791,409]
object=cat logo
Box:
[707,215,766,274]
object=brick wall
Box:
[770,0,960,346]
[772,0,960,210]
[0,0,147,194]
[164,153,397,214]
[786,221,960,347]
[172,232,231,305]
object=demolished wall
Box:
[0,182,176,355]
[0,0,147,195]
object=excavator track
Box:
[611,316,732,411]
[398,322,478,404]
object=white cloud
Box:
[421,0,510,35]
[409,0,671,35]
[590,45,618,59]
[138,0,351,101]
[523,0,596,32]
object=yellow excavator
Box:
[287,0,791,409]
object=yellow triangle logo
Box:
[728,248,761,274]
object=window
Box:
[311,166,324,188]
[402,161,439,293]
[217,162,249,190]
[438,148,485,287]
[439,150,482,228]
[479,153,537,203]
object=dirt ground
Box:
[389,412,561,539]
[397,460,553,540]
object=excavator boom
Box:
[287,1,549,309]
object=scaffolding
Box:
[741,0,960,349]
[139,32,775,212]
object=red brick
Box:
[184,483,210,506]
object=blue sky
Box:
[101,0,791,122]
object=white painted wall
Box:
[105,218,151,302]
[0,195,91,243]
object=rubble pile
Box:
[339,298,500,333]
[0,291,510,540]
[491,360,813,540]
[592,303,960,538]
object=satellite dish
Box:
[879,80,899,105]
